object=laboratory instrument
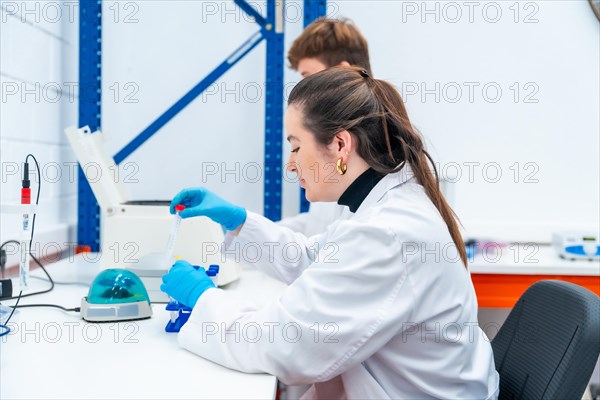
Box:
[20,162,31,291]
[553,231,600,260]
[81,269,152,322]
[65,125,241,302]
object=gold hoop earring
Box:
[336,158,347,175]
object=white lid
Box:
[64,125,129,208]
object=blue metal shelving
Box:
[77,1,325,248]
[78,0,102,251]
[263,1,285,221]
[304,0,327,28]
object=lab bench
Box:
[469,243,599,308]
[2,245,598,399]
[0,254,286,400]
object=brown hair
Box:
[288,18,372,75]
[288,67,467,267]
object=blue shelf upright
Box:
[78,0,102,251]
[299,0,327,213]
[263,1,285,221]
[304,0,327,27]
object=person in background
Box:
[278,18,373,236]
[162,67,499,399]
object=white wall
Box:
[0,1,79,265]
[102,0,599,244]
[102,0,269,214]
[2,1,596,256]
[101,0,318,217]
[337,0,600,242]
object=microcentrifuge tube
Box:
[165,205,185,263]
[167,204,186,321]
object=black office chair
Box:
[492,280,600,399]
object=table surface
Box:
[468,244,599,276]
[2,244,598,399]
[0,255,287,400]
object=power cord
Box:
[0,241,55,300]
[0,296,79,338]
[0,154,72,337]
[12,304,80,312]
[0,290,21,337]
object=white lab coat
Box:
[278,202,346,237]
[179,167,500,399]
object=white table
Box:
[467,244,599,308]
[469,243,600,275]
[0,254,286,400]
[2,246,598,398]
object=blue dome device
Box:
[81,269,153,322]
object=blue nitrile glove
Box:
[160,260,216,308]
[170,187,247,231]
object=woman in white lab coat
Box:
[162,67,500,399]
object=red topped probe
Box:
[21,162,31,205]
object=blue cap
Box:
[206,269,217,277]
[209,264,220,273]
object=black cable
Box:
[0,241,77,318]
[0,240,19,279]
[0,249,55,300]
[0,326,8,337]
[0,290,22,337]
[0,154,54,301]
[0,154,52,337]
[0,241,20,251]
[30,275,88,286]
[11,304,80,312]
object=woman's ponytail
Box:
[289,66,468,267]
